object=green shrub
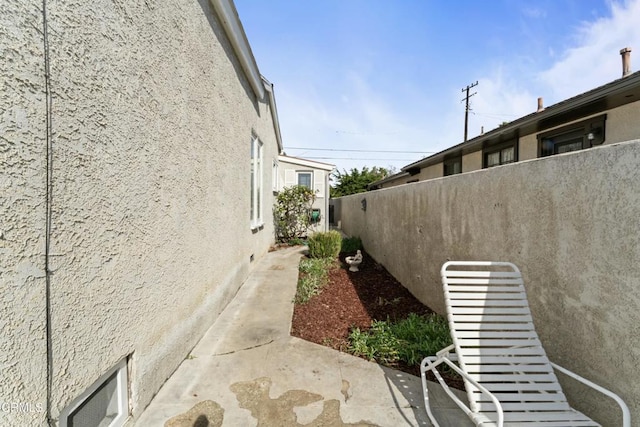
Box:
[341,236,362,253]
[274,186,316,243]
[348,313,452,366]
[307,230,342,259]
[294,257,334,304]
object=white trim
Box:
[278,155,335,171]
[296,171,313,190]
[59,358,129,427]
[209,0,264,99]
[262,77,283,152]
[272,158,279,192]
[251,136,264,229]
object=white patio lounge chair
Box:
[420,261,630,427]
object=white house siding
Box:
[2,0,279,425]
[278,156,334,234]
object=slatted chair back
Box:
[442,261,598,426]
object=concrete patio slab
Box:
[134,246,472,427]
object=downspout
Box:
[42,0,54,424]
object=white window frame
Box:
[272,159,279,192]
[251,136,264,229]
[59,358,129,427]
[296,171,312,189]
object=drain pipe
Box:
[41,0,54,424]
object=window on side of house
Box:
[297,171,312,189]
[483,140,517,168]
[538,115,606,157]
[59,358,129,427]
[272,159,279,192]
[250,136,263,229]
[443,156,462,176]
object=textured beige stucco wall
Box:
[1,1,49,425]
[519,134,538,161]
[416,163,441,181]
[4,0,279,425]
[605,101,640,144]
[462,150,482,172]
[338,140,640,425]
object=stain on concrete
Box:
[269,264,285,270]
[340,379,351,403]
[230,377,379,426]
[164,400,224,427]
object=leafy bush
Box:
[341,236,362,254]
[274,186,316,243]
[294,257,335,304]
[308,230,342,259]
[348,313,452,366]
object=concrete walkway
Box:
[135,246,472,427]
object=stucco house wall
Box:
[335,139,640,425]
[1,1,49,424]
[277,155,334,234]
[2,0,281,425]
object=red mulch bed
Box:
[291,250,462,389]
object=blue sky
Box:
[234,0,640,174]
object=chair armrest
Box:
[550,362,630,427]
[440,357,505,427]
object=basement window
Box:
[59,358,129,427]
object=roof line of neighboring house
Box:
[278,154,336,171]
[402,70,640,172]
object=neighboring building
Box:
[277,155,335,233]
[370,51,640,189]
[2,0,283,425]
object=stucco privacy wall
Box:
[335,140,640,425]
[3,0,279,425]
[1,2,48,425]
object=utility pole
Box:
[461,81,478,142]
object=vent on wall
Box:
[59,357,129,427]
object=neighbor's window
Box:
[538,115,606,157]
[250,136,263,228]
[297,171,312,189]
[484,140,517,168]
[443,156,462,176]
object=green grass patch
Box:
[294,257,335,304]
[347,313,452,366]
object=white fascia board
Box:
[278,155,335,171]
[210,0,264,99]
[262,76,283,152]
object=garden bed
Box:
[291,250,463,389]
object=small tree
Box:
[330,166,389,197]
[274,185,316,243]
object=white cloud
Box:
[465,0,640,139]
[539,0,640,102]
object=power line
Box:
[286,147,435,154]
